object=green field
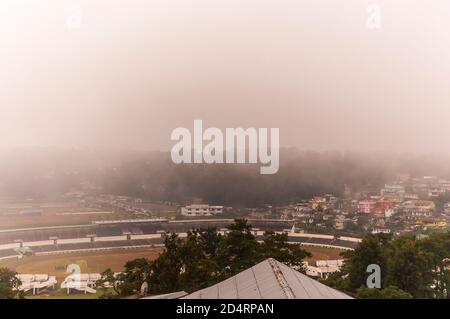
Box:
[1,245,344,299]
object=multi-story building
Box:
[358,200,376,214]
[384,208,396,218]
[371,227,391,234]
[309,196,328,210]
[439,180,450,192]
[381,183,405,199]
[402,200,435,212]
[181,204,224,216]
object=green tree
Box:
[110,220,318,296]
[325,231,450,299]
[341,233,391,290]
[215,219,260,275]
[380,286,413,299]
[321,271,351,294]
[384,236,430,298]
[177,229,221,292]
[356,285,412,299]
[0,268,22,299]
[96,268,119,299]
[418,232,450,298]
[147,233,184,293]
[116,258,151,296]
[260,231,311,271]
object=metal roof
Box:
[142,291,188,299]
[183,258,352,299]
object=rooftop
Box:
[183,258,352,299]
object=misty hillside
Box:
[1,148,450,207]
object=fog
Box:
[1,0,450,152]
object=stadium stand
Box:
[0,219,359,253]
[0,249,18,258]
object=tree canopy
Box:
[0,268,22,299]
[104,219,311,297]
[324,232,450,299]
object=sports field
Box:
[2,247,163,283]
[302,245,346,264]
[2,245,343,278]
[0,244,344,298]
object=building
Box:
[294,201,310,212]
[61,273,102,294]
[309,196,328,210]
[371,227,391,234]
[358,200,376,214]
[181,204,224,217]
[385,208,396,218]
[182,258,352,299]
[306,259,344,279]
[16,274,57,295]
[439,180,450,192]
[381,183,405,198]
[428,189,444,197]
[402,200,435,212]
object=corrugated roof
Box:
[183,258,352,299]
[142,291,188,299]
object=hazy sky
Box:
[1,0,449,152]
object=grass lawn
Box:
[1,247,162,284]
[0,257,18,267]
[0,248,163,299]
[26,288,118,299]
[1,243,345,299]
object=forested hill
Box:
[2,148,450,207]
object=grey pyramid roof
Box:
[183,258,352,299]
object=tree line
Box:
[0,268,22,299]
[96,219,311,297]
[1,222,449,299]
[100,225,450,299]
[324,232,450,299]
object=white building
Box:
[16,274,57,295]
[358,200,376,214]
[306,259,344,279]
[381,183,405,198]
[181,204,223,217]
[385,208,396,218]
[371,227,391,234]
[61,273,102,294]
